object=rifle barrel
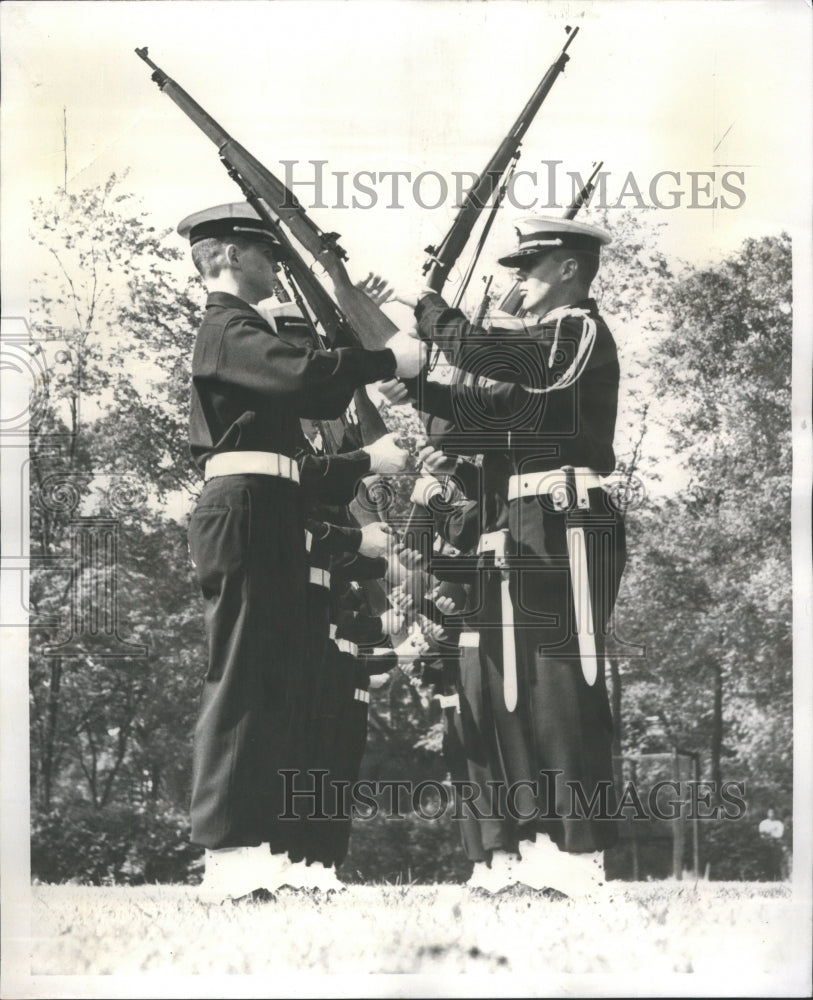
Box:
[563,160,603,220]
[425,26,579,292]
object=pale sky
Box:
[2,0,811,319]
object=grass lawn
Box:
[16,879,808,996]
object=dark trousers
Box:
[447,645,519,861]
[303,647,369,868]
[284,582,331,863]
[187,474,307,849]
[478,490,626,853]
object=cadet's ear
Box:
[560,256,579,281]
[224,242,242,268]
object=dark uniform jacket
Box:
[408,291,619,478]
[189,292,396,472]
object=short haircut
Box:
[553,247,600,286]
[191,233,258,279]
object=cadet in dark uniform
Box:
[252,296,409,891]
[380,217,626,896]
[180,203,426,901]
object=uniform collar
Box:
[537,297,597,323]
[205,290,259,312]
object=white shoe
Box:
[305,861,344,892]
[262,851,292,891]
[469,850,522,893]
[278,859,314,890]
[526,844,606,899]
[199,844,275,903]
[279,859,343,892]
[514,834,563,891]
[467,860,502,892]
[513,837,606,898]
[494,850,522,890]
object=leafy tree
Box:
[28,176,204,829]
[613,235,793,826]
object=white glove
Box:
[393,288,434,310]
[394,631,430,659]
[418,444,457,475]
[356,272,396,307]
[386,329,427,378]
[410,474,444,507]
[380,609,406,635]
[363,432,408,474]
[358,522,394,559]
[377,379,411,406]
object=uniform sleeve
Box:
[362,648,398,675]
[208,312,396,418]
[403,290,528,424]
[451,458,481,500]
[337,611,386,647]
[401,330,592,428]
[331,551,389,581]
[412,295,602,426]
[432,498,482,555]
[400,375,530,426]
[298,449,371,506]
[415,292,471,352]
[306,519,362,558]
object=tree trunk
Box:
[100,721,132,807]
[711,660,723,799]
[150,764,161,804]
[42,658,63,809]
[609,657,623,792]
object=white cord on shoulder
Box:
[523,307,597,394]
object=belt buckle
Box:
[481,529,509,568]
[573,467,590,510]
[553,466,575,512]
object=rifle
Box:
[470,275,494,331]
[136,46,396,450]
[405,26,581,525]
[423,25,579,294]
[402,29,580,584]
[135,47,397,354]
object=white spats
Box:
[198,844,285,903]
[281,859,345,892]
[514,835,606,898]
[467,838,608,898]
[466,850,522,893]
[513,834,566,891]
